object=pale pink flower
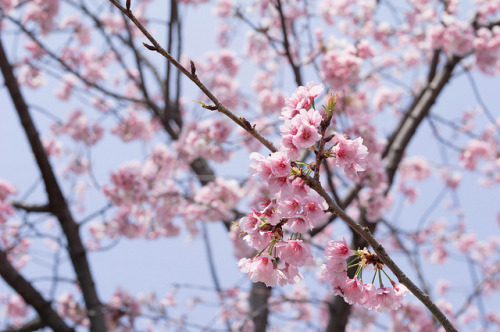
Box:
[238,254,282,287]
[302,195,327,227]
[103,162,148,206]
[281,82,324,119]
[454,233,477,253]
[212,0,233,17]
[111,110,155,142]
[400,156,431,181]
[268,151,291,177]
[192,178,243,222]
[441,16,474,56]
[244,31,270,64]
[293,124,321,150]
[5,295,28,327]
[474,27,500,75]
[17,64,45,88]
[57,292,89,327]
[280,135,301,160]
[51,110,104,146]
[54,74,77,100]
[239,213,263,234]
[267,175,292,195]
[276,240,313,267]
[330,135,368,178]
[23,0,59,34]
[342,276,369,305]
[325,238,354,260]
[277,264,303,286]
[249,152,273,180]
[277,196,302,218]
[460,138,497,170]
[321,264,348,288]
[0,179,17,200]
[440,167,462,190]
[288,215,310,233]
[320,50,362,90]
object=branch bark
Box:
[249,282,272,331]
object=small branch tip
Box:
[142,42,157,51]
[190,60,196,76]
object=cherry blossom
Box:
[329,135,369,179]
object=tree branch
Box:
[0,37,107,332]
[0,249,73,332]
[249,282,272,331]
[274,0,303,86]
[12,202,50,213]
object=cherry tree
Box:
[1,0,500,331]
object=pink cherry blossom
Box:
[330,134,368,178]
[277,264,303,286]
[281,82,324,119]
[276,240,313,267]
[342,276,369,305]
[238,254,282,287]
[320,49,362,90]
[57,292,89,327]
[52,109,104,146]
[111,110,156,142]
[23,0,60,34]
[400,156,431,181]
[4,294,28,327]
[325,238,354,260]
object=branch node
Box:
[126,0,131,11]
[193,100,218,111]
[142,42,158,51]
[238,116,253,131]
[190,60,197,76]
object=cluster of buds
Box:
[321,239,408,311]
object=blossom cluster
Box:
[97,144,243,242]
[321,239,408,311]
[51,109,104,146]
[237,83,370,287]
[0,179,16,225]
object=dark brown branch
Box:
[164,0,183,129]
[384,55,461,190]
[323,160,341,205]
[274,0,303,86]
[427,49,441,82]
[0,249,73,332]
[12,202,50,213]
[0,38,106,332]
[249,282,272,331]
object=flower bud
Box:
[325,90,337,118]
